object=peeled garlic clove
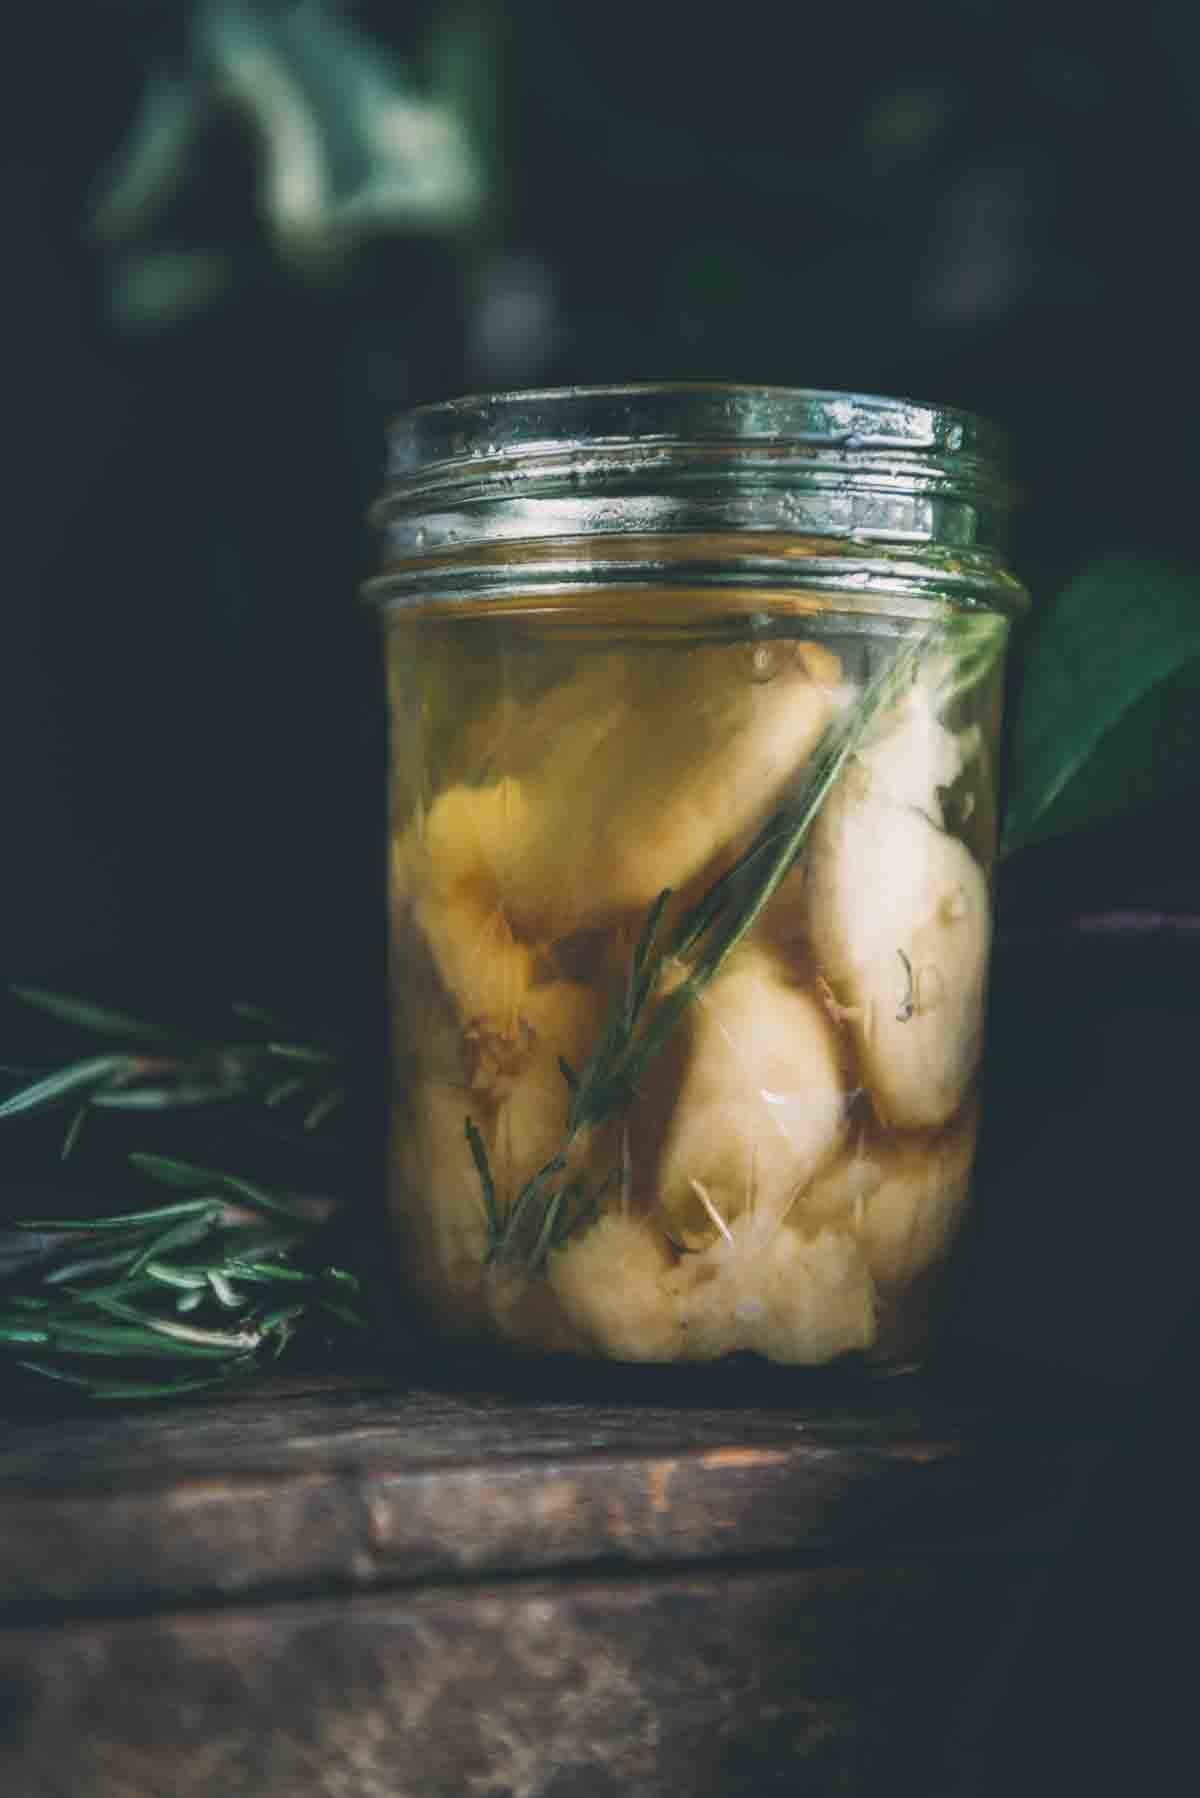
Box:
[797,1138,884,1232]
[390,982,608,1345]
[762,654,964,969]
[795,1107,977,1290]
[745,1225,877,1364]
[389,1084,491,1340]
[854,1108,978,1289]
[804,767,989,1129]
[466,979,604,1203]
[400,778,536,1030]
[855,663,975,821]
[498,641,840,939]
[648,946,848,1247]
[389,900,485,1089]
[668,1213,876,1364]
[548,1212,683,1361]
[484,1265,585,1356]
[860,852,989,1129]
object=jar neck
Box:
[365,532,1027,620]
[367,385,1027,617]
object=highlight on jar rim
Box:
[373,383,1028,1373]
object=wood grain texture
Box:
[0,1358,1112,1794]
[0,1366,1103,1614]
[0,1558,1048,1798]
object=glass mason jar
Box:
[367,385,1028,1373]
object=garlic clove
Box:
[498,641,841,938]
[796,1106,978,1290]
[857,847,989,1129]
[484,1265,585,1356]
[464,977,605,1204]
[667,1212,877,1364]
[798,1137,884,1232]
[389,1084,492,1340]
[400,778,537,1031]
[647,945,848,1248]
[855,663,976,821]
[548,1212,683,1361]
[803,769,990,1130]
[855,1108,978,1289]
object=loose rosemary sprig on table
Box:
[0,986,350,1150]
[473,612,1002,1270]
[0,991,368,1398]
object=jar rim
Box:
[369,382,1025,617]
[384,381,1008,488]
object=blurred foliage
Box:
[87,0,492,331]
[1004,555,1200,854]
[6,0,1200,996]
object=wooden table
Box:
[0,1352,1110,1797]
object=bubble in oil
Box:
[744,640,799,684]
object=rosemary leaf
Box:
[488,1154,566,1266]
[61,1104,91,1161]
[43,1322,251,1361]
[304,1085,348,1131]
[527,1189,565,1272]
[265,1075,309,1109]
[0,1323,50,1346]
[7,1198,221,1234]
[42,1243,146,1285]
[323,1265,360,1292]
[266,1041,341,1066]
[8,984,185,1046]
[127,1212,219,1280]
[222,1259,312,1286]
[556,1056,579,1093]
[90,1083,251,1111]
[465,1116,499,1243]
[206,1271,245,1310]
[128,1153,308,1221]
[0,1055,134,1122]
[143,1261,209,1291]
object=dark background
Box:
[4,4,1200,1790]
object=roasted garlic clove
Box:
[647,946,848,1248]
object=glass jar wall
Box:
[367,386,1027,1371]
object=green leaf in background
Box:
[1002,552,1200,855]
[87,0,492,331]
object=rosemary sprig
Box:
[1,1152,367,1398]
[472,612,996,1269]
[0,987,350,1154]
[0,994,368,1398]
